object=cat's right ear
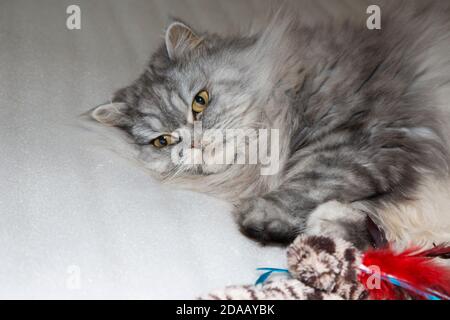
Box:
[91,102,131,127]
[165,21,202,60]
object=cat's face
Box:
[92,22,261,179]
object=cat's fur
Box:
[92,2,450,249]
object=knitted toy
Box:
[201,235,450,300]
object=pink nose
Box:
[191,140,202,149]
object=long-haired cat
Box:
[91,3,450,249]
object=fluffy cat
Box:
[91,3,450,249]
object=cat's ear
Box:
[165,21,202,60]
[91,102,131,127]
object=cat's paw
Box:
[305,201,370,250]
[234,197,301,245]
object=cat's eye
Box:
[151,135,174,148]
[192,90,209,114]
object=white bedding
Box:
[0,0,367,299]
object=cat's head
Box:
[91,21,272,180]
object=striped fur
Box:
[92,2,450,249]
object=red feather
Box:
[420,244,450,259]
[358,245,450,300]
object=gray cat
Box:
[91,3,450,249]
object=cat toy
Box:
[201,235,450,300]
[358,244,450,300]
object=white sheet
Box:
[0,0,366,299]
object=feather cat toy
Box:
[359,245,450,300]
[201,236,450,300]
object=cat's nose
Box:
[191,141,201,149]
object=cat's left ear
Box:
[91,102,131,127]
[165,21,203,60]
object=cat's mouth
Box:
[192,165,216,176]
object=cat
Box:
[91,3,450,249]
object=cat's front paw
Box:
[234,197,301,245]
[305,201,371,250]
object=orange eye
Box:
[192,90,209,113]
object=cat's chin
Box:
[155,163,231,182]
[200,163,231,175]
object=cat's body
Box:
[92,3,450,249]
